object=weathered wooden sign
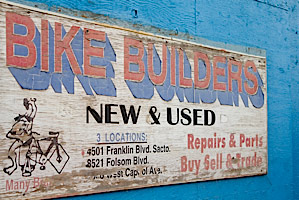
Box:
[0,1,267,199]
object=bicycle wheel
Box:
[48,144,70,174]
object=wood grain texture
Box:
[0,2,267,199]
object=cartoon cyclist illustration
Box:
[4,98,69,177]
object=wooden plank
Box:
[0,1,267,199]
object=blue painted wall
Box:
[9,0,298,199]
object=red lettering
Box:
[6,12,36,68]
[257,156,262,166]
[210,158,216,170]
[181,156,187,172]
[148,43,167,85]
[228,59,242,92]
[6,180,13,191]
[259,136,263,147]
[179,49,192,87]
[236,152,262,168]
[83,28,106,77]
[55,22,81,74]
[244,60,258,95]
[41,19,49,71]
[201,138,206,153]
[124,37,145,81]
[194,51,211,89]
[240,133,245,147]
[195,138,200,149]
[170,46,176,86]
[33,177,40,188]
[213,56,226,91]
[187,134,194,149]
[204,155,209,170]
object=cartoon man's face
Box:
[23,98,29,110]
[10,118,29,135]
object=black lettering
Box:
[204,110,216,126]
[86,105,102,123]
[167,107,179,125]
[120,105,141,124]
[105,104,119,124]
[181,108,191,125]
[193,109,203,125]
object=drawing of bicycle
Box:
[19,132,70,177]
[4,98,70,177]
